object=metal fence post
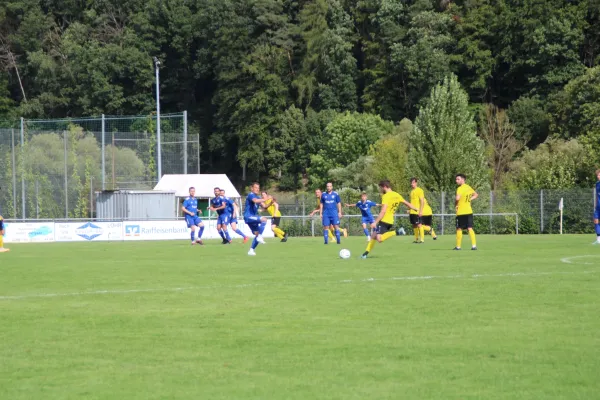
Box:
[183,110,188,174]
[64,130,69,218]
[20,117,25,219]
[441,191,445,235]
[489,190,493,234]
[540,189,544,233]
[101,114,105,191]
[11,128,17,218]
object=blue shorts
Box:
[595,208,600,220]
[361,216,374,225]
[229,217,238,225]
[217,213,230,225]
[322,214,340,227]
[244,215,262,233]
[185,216,202,228]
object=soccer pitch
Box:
[1,235,599,399]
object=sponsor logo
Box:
[76,222,103,241]
[28,226,53,238]
[125,225,140,236]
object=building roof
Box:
[153,174,241,198]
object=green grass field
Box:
[1,235,599,399]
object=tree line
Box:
[1,0,600,193]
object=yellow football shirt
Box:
[409,188,433,216]
[381,191,404,224]
[456,184,475,215]
[265,199,281,217]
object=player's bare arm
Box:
[337,202,342,218]
[403,200,418,211]
[181,205,194,216]
[371,204,388,228]
[419,197,424,217]
[471,192,479,201]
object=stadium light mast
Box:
[154,56,162,182]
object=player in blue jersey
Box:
[220,188,248,243]
[319,182,343,244]
[245,182,268,256]
[346,192,379,241]
[181,187,205,245]
[0,190,7,253]
[208,187,232,244]
[594,169,600,244]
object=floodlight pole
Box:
[154,57,162,182]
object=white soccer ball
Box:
[339,249,351,259]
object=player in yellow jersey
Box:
[262,191,288,242]
[454,174,478,250]
[409,178,437,243]
[0,214,8,253]
[361,180,417,259]
[309,189,347,238]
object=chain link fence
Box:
[0,113,200,219]
[270,188,595,236]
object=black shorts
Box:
[456,214,474,230]
[376,222,394,234]
[272,217,281,226]
[410,214,433,226]
[0,219,3,231]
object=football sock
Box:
[218,230,225,240]
[0,235,3,248]
[366,239,376,253]
[456,230,463,248]
[328,229,335,240]
[430,227,437,237]
[235,229,246,238]
[423,226,431,233]
[413,227,419,241]
[468,229,477,247]
[198,226,205,238]
[323,229,329,244]
[190,230,195,241]
[223,229,231,242]
[335,229,341,244]
[273,227,285,239]
[251,237,259,249]
[381,231,395,242]
[259,222,266,235]
[363,228,370,237]
[419,226,425,242]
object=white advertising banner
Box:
[55,221,124,242]
[123,219,273,241]
[3,222,55,243]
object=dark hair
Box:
[410,177,418,183]
[213,187,220,191]
[251,182,260,187]
[378,180,391,189]
[261,191,268,195]
[455,174,466,180]
[189,186,195,191]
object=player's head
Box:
[455,174,466,185]
[596,169,600,181]
[326,182,333,192]
[251,182,260,194]
[361,191,367,201]
[261,191,269,199]
[315,189,322,198]
[213,187,221,197]
[410,177,418,189]
[189,186,195,197]
[378,180,392,193]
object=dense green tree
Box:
[409,75,488,192]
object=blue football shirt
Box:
[356,200,377,218]
[182,196,198,216]
[223,196,235,215]
[244,192,261,217]
[211,196,226,215]
[321,191,341,215]
[596,182,600,209]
